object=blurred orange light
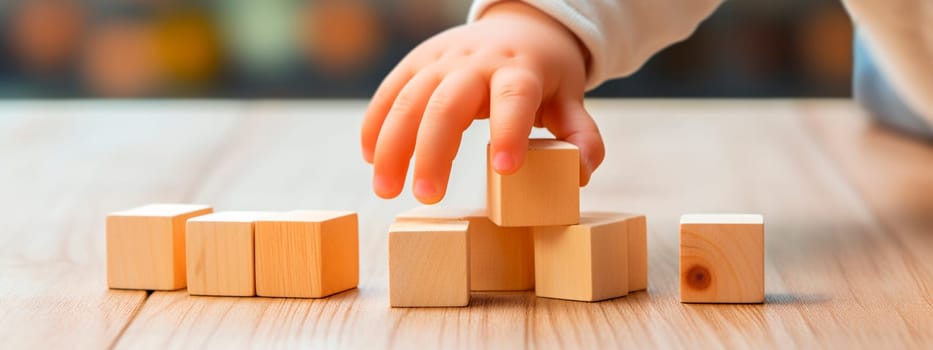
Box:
[81,22,159,97]
[799,8,853,84]
[153,10,223,88]
[8,0,86,75]
[300,0,385,76]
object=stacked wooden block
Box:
[107,204,359,298]
[389,139,648,307]
[104,147,765,306]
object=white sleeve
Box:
[468,0,723,90]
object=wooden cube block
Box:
[254,211,359,298]
[397,206,534,291]
[680,214,764,303]
[487,139,580,227]
[627,215,648,291]
[587,212,648,292]
[389,220,470,307]
[107,204,213,290]
[186,211,276,296]
[533,213,635,302]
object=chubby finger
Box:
[413,71,486,204]
[487,67,542,175]
[372,71,441,198]
[361,65,414,164]
[543,100,605,186]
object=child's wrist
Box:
[478,1,591,77]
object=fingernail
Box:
[493,152,515,173]
[373,175,392,197]
[414,179,436,199]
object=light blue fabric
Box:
[853,30,933,140]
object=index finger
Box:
[361,64,414,164]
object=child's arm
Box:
[845,0,933,126]
[362,0,721,204]
[469,0,722,90]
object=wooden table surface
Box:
[1,99,931,349]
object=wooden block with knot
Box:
[254,211,359,298]
[396,206,534,291]
[680,214,764,303]
[186,211,276,297]
[107,204,213,290]
[487,139,580,227]
[533,213,639,302]
[389,220,470,307]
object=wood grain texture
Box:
[487,139,580,227]
[107,204,214,290]
[0,102,242,348]
[626,215,648,291]
[4,100,933,348]
[186,211,276,296]
[463,214,534,291]
[680,214,765,303]
[389,220,471,307]
[586,211,648,291]
[0,263,146,349]
[396,206,534,291]
[254,211,359,298]
[533,214,630,302]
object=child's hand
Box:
[361,1,604,204]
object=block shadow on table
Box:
[764,293,831,305]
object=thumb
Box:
[542,100,605,186]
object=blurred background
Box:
[0,0,852,98]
